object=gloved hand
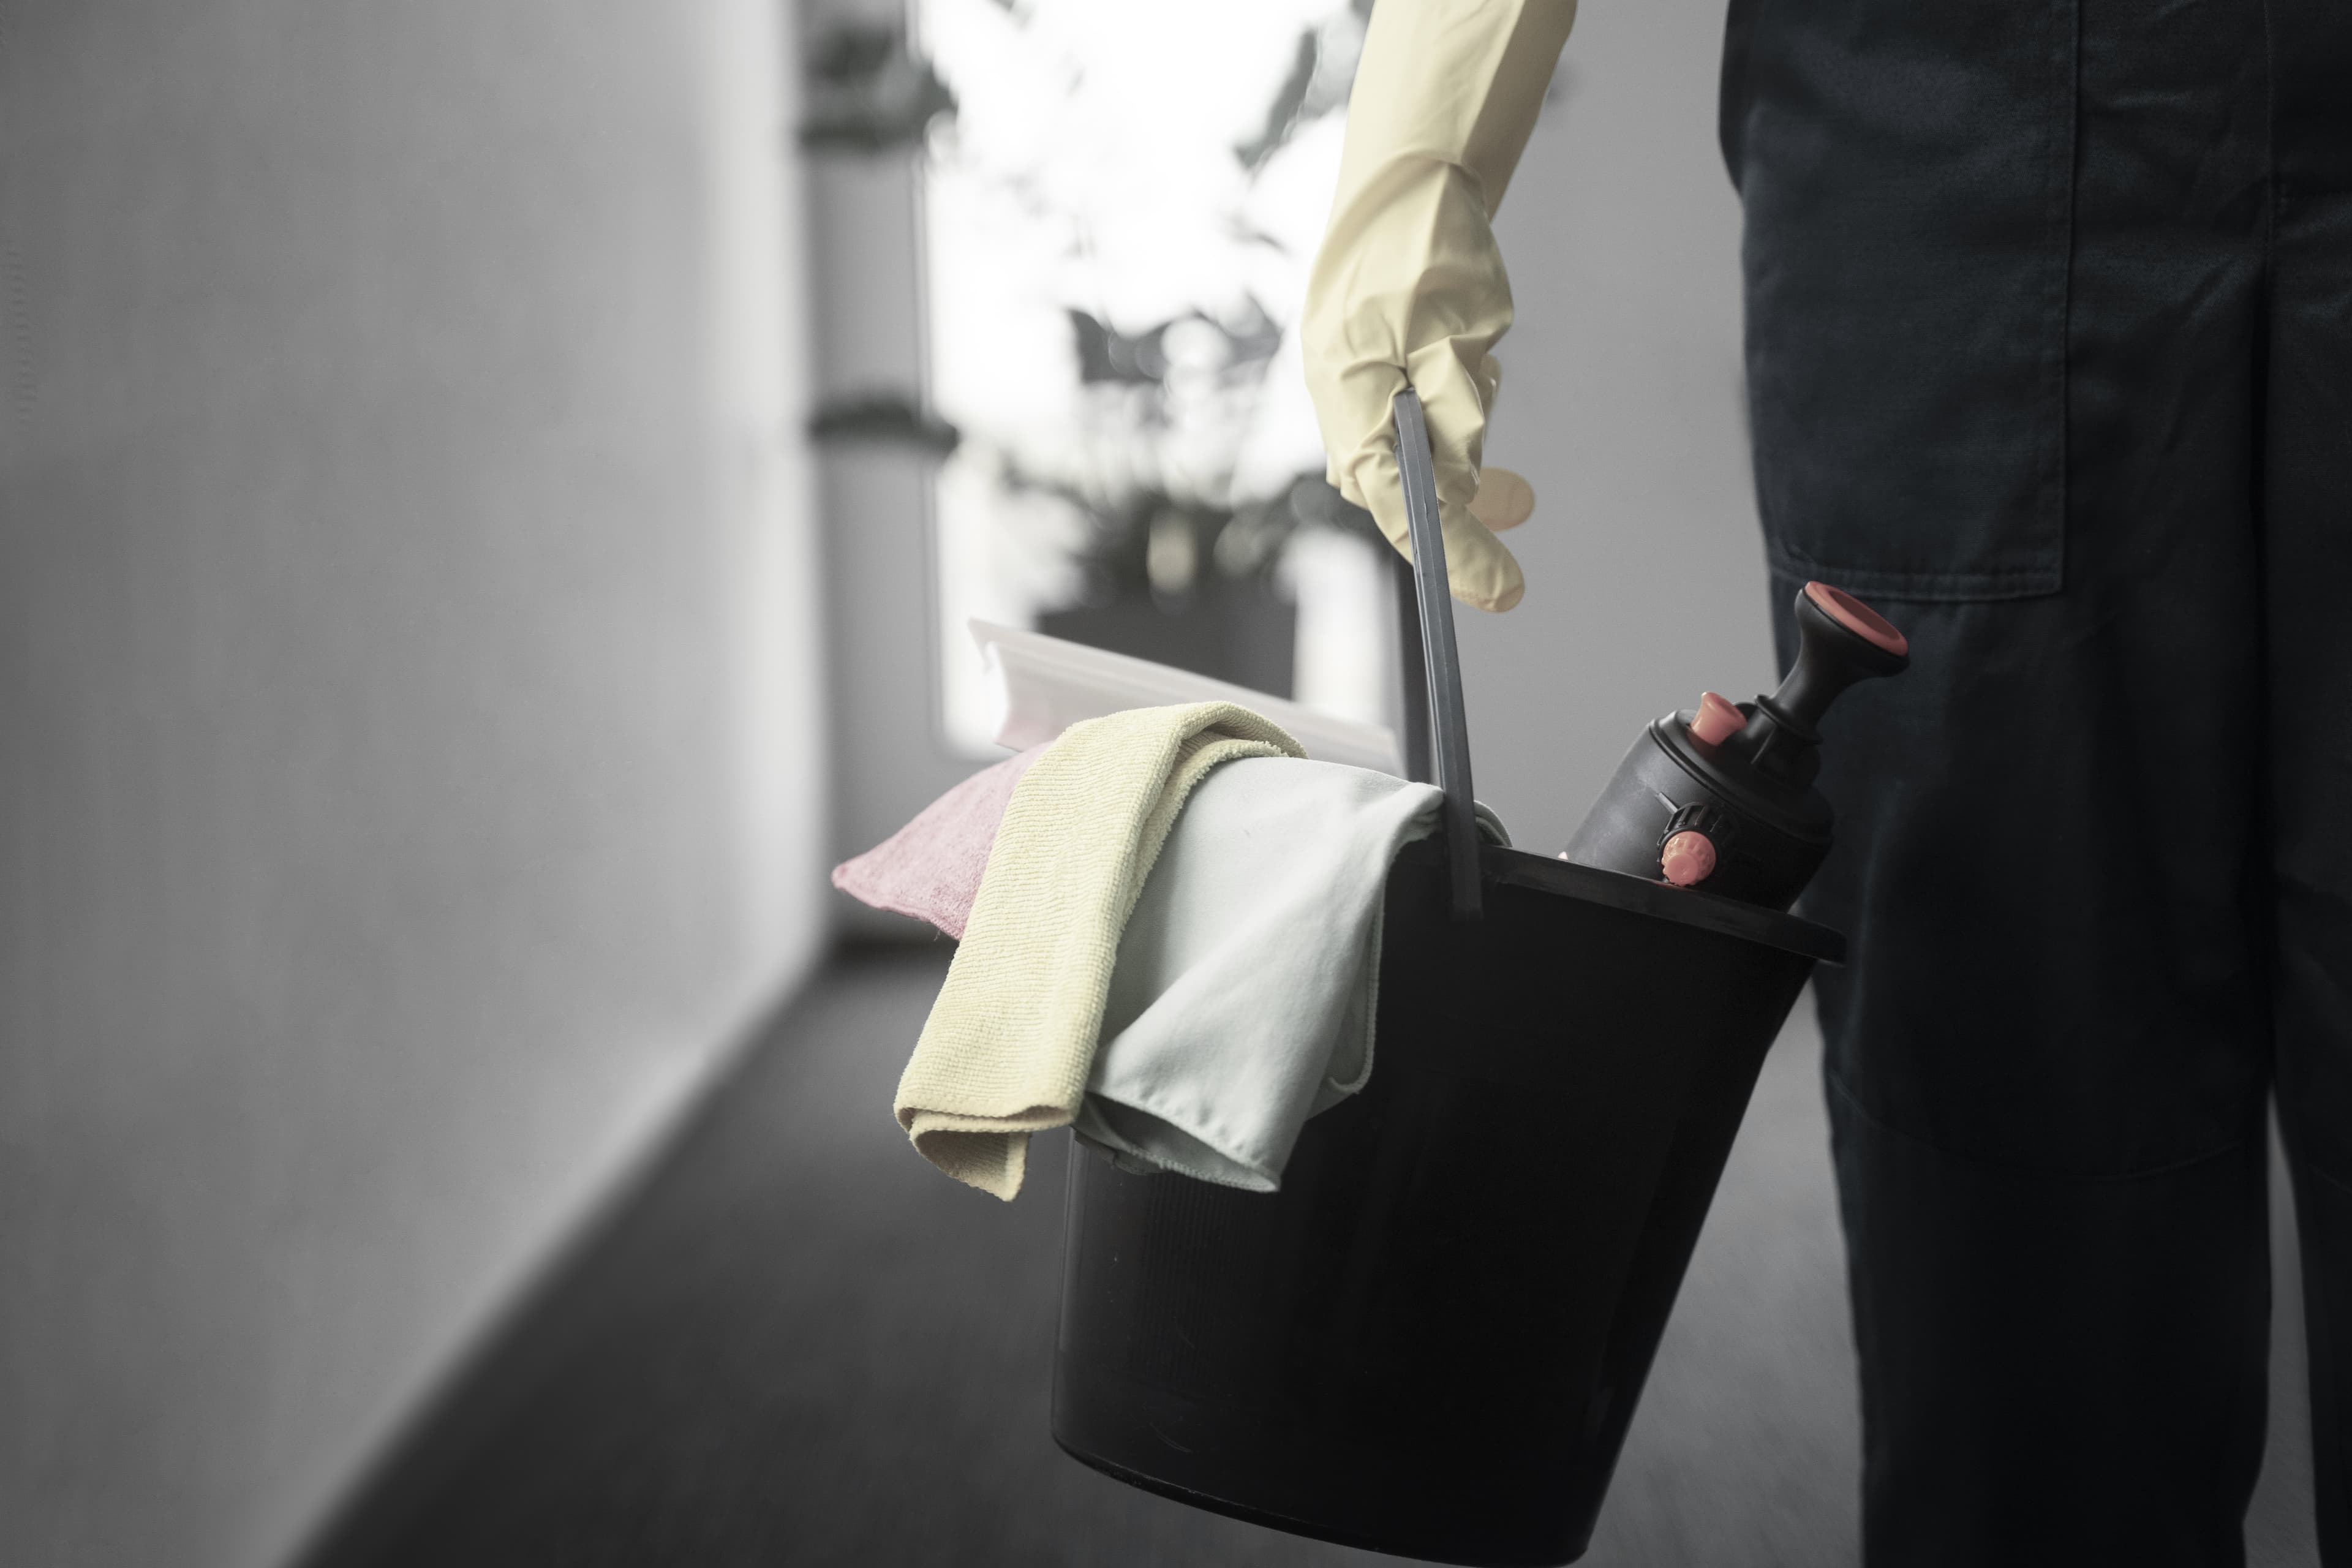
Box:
[1302,0,1580,612]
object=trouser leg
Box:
[1825,1097,2268,1566]
[1789,524,2274,1563]
[2261,8,2352,1553]
[1761,0,2278,1556]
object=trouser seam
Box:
[2297,1148,2352,1199]
[1825,1068,2258,1184]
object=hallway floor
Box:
[302,945,2320,1567]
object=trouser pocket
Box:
[1731,0,2078,602]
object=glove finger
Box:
[1359,446,1527,614]
[1469,466,1536,532]
[1441,498,1525,612]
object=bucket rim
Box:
[1400,838,1846,965]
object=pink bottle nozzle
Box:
[1764,581,1911,739]
[1690,691,1748,746]
[1659,830,1717,886]
[1804,581,1909,658]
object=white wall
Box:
[0,4,825,1566]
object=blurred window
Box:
[918,0,1394,751]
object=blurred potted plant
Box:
[1021,304,1378,695]
[805,1,1383,719]
[933,0,1376,696]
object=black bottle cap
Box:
[1740,582,1910,786]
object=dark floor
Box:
[300,946,2320,1567]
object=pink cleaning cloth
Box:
[831,746,1049,938]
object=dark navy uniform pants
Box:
[1724,0,2352,1559]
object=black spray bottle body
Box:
[1559,582,1910,911]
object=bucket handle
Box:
[1392,390,1482,922]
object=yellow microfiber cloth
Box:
[895,701,1305,1199]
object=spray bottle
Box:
[1559,581,1909,911]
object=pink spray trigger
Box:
[1691,691,1747,746]
[1804,581,1909,658]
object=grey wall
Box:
[1461,0,1766,851]
[801,0,974,935]
[0,4,826,1566]
[805,139,968,928]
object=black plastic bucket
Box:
[1047,393,1843,1565]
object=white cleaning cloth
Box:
[895,703,1300,1199]
[1073,756,1504,1192]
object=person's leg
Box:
[2260,4,2352,1556]
[1744,0,2276,1558]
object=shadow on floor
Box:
[297,944,2316,1567]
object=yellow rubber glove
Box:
[1302,0,1579,612]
